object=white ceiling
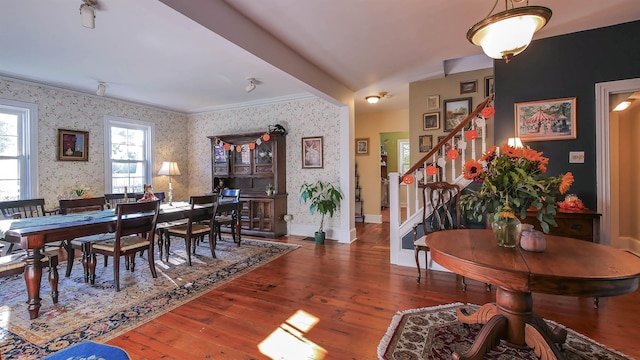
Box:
[1,0,639,114]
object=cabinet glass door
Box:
[254,142,273,174]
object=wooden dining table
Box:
[426,229,640,360]
[0,199,243,320]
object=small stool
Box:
[43,341,130,360]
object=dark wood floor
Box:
[108,222,640,359]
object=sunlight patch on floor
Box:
[258,309,327,359]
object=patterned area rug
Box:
[0,237,299,359]
[378,303,632,360]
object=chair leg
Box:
[208,230,217,259]
[113,254,121,292]
[64,242,74,277]
[147,245,158,279]
[129,254,136,272]
[157,230,164,260]
[164,232,171,262]
[48,254,59,303]
[461,276,467,291]
[88,251,97,285]
[185,237,192,266]
[414,247,422,283]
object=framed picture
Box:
[419,135,433,153]
[515,97,577,141]
[58,129,89,161]
[355,138,369,155]
[423,112,440,130]
[460,80,477,94]
[437,135,461,156]
[302,136,324,168]
[426,95,440,111]
[443,97,472,132]
[485,76,495,97]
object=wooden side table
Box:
[522,209,601,243]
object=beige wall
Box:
[618,102,640,240]
[409,68,494,165]
[355,108,409,220]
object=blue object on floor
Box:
[43,341,131,360]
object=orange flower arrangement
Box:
[461,144,574,233]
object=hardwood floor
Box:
[108,223,640,359]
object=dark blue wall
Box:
[493,20,640,210]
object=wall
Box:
[618,102,640,240]
[188,98,344,238]
[355,108,409,221]
[0,77,188,210]
[409,68,494,166]
[380,132,409,173]
[494,20,640,210]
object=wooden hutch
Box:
[209,131,287,238]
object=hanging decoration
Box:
[403,175,414,185]
[447,149,459,160]
[214,131,274,154]
[482,106,495,118]
[426,165,438,176]
[465,129,479,141]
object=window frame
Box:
[104,115,154,194]
[0,99,38,200]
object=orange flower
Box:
[479,146,497,162]
[463,160,483,180]
[559,172,574,194]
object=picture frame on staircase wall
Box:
[437,135,461,156]
[443,97,472,132]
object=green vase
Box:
[490,216,521,248]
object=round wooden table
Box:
[426,229,640,360]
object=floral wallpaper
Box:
[188,98,344,235]
[0,78,188,210]
[1,77,345,237]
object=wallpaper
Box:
[1,77,344,237]
[188,98,343,234]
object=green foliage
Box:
[299,180,343,233]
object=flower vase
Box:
[490,216,521,248]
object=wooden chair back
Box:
[420,182,461,235]
[189,195,218,225]
[219,189,240,202]
[59,197,107,214]
[114,200,160,239]
[105,193,137,208]
[0,199,47,219]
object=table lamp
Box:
[158,161,181,205]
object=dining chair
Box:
[0,250,60,304]
[215,188,240,243]
[413,182,490,291]
[59,197,112,282]
[0,199,58,255]
[104,193,137,209]
[163,195,218,265]
[89,200,160,291]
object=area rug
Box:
[0,237,299,359]
[378,302,632,360]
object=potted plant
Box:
[299,180,343,244]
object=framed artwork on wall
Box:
[426,95,440,111]
[485,76,495,97]
[423,112,440,130]
[58,129,89,161]
[460,80,477,94]
[437,135,462,156]
[443,97,472,132]
[355,138,369,155]
[302,136,324,168]
[515,97,577,141]
[419,135,433,152]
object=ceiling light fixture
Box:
[467,0,551,63]
[613,100,632,112]
[366,91,388,104]
[80,0,97,29]
[96,82,105,96]
[245,77,256,93]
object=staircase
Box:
[388,96,494,268]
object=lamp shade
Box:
[508,137,524,148]
[467,6,551,62]
[158,161,181,176]
[80,4,95,29]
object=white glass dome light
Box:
[467,5,551,63]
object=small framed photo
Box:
[437,135,462,156]
[302,136,324,168]
[423,112,440,130]
[443,97,472,132]
[515,97,577,141]
[355,138,369,155]
[58,129,89,161]
[419,135,433,153]
[426,95,440,111]
[460,80,477,94]
[485,76,495,97]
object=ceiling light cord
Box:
[245,77,256,93]
[80,0,96,29]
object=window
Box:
[0,100,38,200]
[398,139,410,175]
[104,116,154,193]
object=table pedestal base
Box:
[453,288,567,360]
